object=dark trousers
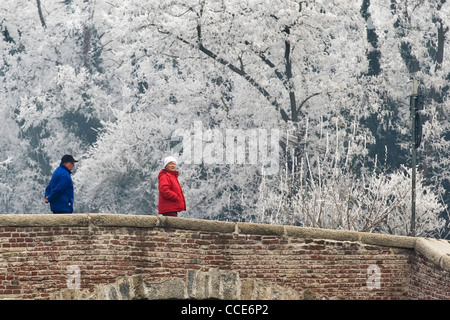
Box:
[161,211,178,217]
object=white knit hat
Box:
[163,156,177,168]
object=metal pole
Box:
[410,79,418,237]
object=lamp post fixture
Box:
[409,79,423,237]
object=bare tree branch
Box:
[36,0,46,28]
[150,22,291,121]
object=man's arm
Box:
[47,175,71,203]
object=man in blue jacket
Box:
[44,154,78,214]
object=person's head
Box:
[163,156,177,172]
[61,154,78,171]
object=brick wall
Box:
[0,214,448,300]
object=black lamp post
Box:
[409,79,424,237]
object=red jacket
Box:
[158,169,186,214]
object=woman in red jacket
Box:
[158,156,186,217]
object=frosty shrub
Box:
[256,119,448,238]
[257,157,447,237]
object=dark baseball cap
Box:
[61,154,78,164]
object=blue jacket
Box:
[45,163,74,213]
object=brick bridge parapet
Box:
[0,214,448,299]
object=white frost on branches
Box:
[0,0,448,237]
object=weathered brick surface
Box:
[409,252,450,300]
[0,214,448,299]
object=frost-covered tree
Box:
[87,0,375,218]
[0,0,115,212]
[362,0,450,234]
[0,0,448,237]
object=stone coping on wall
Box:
[1,213,449,272]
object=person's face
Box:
[64,162,75,171]
[165,161,177,171]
